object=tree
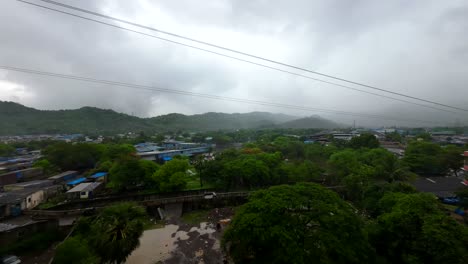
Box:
[53,237,99,264]
[223,183,372,264]
[440,145,464,176]
[369,193,468,263]
[0,143,15,157]
[327,150,362,184]
[108,156,145,192]
[138,159,159,188]
[402,141,444,175]
[360,148,413,182]
[33,159,57,176]
[385,132,402,143]
[89,203,147,264]
[349,134,380,149]
[152,158,190,192]
[43,142,104,170]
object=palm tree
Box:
[90,202,146,264]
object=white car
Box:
[203,192,217,199]
[1,255,21,264]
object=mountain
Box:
[278,116,341,129]
[0,101,339,135]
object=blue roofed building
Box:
[90,172,107,182]
[66,177,87,188]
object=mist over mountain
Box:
[0,101,341,135]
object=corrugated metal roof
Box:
[90,172,107,178]
[67,182,101,193]
[66,177,86,186]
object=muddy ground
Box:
[162,207,235,264]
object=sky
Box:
[1,0,467,127]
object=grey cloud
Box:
[0,0,467,127]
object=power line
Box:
[21,0,468,113]
[0,65,444,125]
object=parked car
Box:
[442,197,460,205]
[1,255,21,264]
[203,192,217,199]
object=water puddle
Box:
[125,222,220,264]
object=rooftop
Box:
[48,170,77,180]
[66,177,87,186]
[67,182,101,193]
[5,180,52,189]
[90,172,107,178]
[0,188,42,204]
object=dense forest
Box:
[0,101,340,135]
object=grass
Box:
[181,209,211,225]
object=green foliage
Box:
[0,143,15,157]
[327,150,362,184]
[385,132,403,143]
[108,156,146,192]
[153,159,190,192]
[441,145,464,176]
[0,230,62,256]
[349,133,380,149]
[402,141,445,175]
[89,203,147,264]
[369,193,468,263]
[43,142,105,171]
[69,203,147,264]
[223,183,372,264]
[33,159,57,175]
[0,101,338,134]
[53,237,99,264]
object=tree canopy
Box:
[223,183,372,264]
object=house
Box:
[0,188,46,217]
[66,182,102,199]
[66,177,87,189]
[3,180,53,192]
[89,172,107,182]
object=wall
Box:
[26,190,45,209]
[0,219,59,247]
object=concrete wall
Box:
[0,219,59,247]
[25,190,45,209]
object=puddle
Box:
[125,222,220,264]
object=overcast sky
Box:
[1,0,467,127]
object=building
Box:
[0,168,43,186]
[137,146,210,162]
[0,188,48,217]
[89,172,107,183]
[66,182,102,199]
[332,133,360,141]
[162,140,203,150]
[47,171,78,184]
[66,177,87,189]
[3,180,53,192]
[134,142,163,153]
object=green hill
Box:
[0,101,339,135]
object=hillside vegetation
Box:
[0,101,340,135]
